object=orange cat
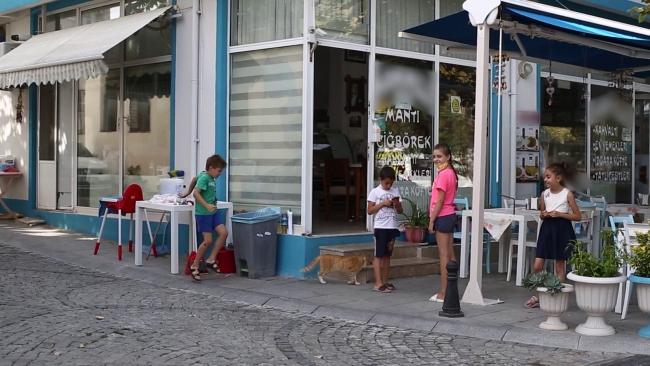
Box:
[300,254,366,285]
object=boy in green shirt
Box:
[186,155,228,281]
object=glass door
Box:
[37,84,57,209]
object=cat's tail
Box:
[300,256,321,273]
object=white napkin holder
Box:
[639,193,649,206]
[529,197,539,210]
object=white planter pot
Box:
[628,275,650,338]
[537,284,574,331]
[567,272,626,336]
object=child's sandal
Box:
[206,261,220,273]
[385,283,395,291]
[190,268,201,281]
[525,296,539,308]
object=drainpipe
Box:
[189,0,201,179]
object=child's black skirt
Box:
[536,217,576,260]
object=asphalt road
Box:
[0,244,638,366]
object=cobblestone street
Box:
[0,244,637,365]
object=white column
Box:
[461,24,490,305]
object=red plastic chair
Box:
[94,184,144,260]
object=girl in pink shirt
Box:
[428,143,458,303]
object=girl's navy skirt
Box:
[536,217,576,260]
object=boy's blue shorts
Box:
[196,212,222,233]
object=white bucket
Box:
[159,178,184,195]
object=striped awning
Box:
[0,6,171,88]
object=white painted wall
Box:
[174,0,217,187]
[0,13,31,200]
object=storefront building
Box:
[2,0,650,277]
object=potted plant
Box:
[400,197,430,243]
[522,271,574,331]
[619,229,650,338]
[566,230,625,336]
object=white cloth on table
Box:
[148,194,189,205]
[483,212,516,241]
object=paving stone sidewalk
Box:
[1,221,648,356]
[1,243,634,365]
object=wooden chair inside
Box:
[323,158,355,220]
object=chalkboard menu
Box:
[590,122,632,183]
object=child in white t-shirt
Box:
[367,166,403,293]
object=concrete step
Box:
[323,257,441,284]
[319,242,419,260]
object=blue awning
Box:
[400,5,650,78]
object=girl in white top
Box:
[525,162,582,309]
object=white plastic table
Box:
[459,207,600,286]
[0,172,22,219]
[134,201,233,274]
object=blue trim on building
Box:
[490,64,500,207]
[215,0,228,202]
[170,0,177,169]
[277,233,374,277]
[28,9,40,209]
[0,0,42,13]
[46,0,89,12]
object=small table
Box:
[0,172,22,219]
[607,204,650,222]
[459,207,600,286]
[134,201,233,274]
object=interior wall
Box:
[0,14,31,200]
[317,47,368,152]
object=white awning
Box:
[0,6,171,88]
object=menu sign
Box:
[516,111,540,152]
[590,123,632,183]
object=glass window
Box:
[81,4,121,63]
[316,0,369,44]
[125,0,172,60]
[439,0,463,18]
[438,63,476,201]
[374,55,434,212]
[230,0,303,46]
[437,0,475,61]
[589,85,634,203]
[124,62,172,200]
[46,10,77,31]
[539,78,587,192]
[229,46,303,223]
[77,69,121,208]
[376,0,434,53]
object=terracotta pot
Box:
[567,272,626,336]
[628,275,650,338]
[404,225,426,243]
[536,284,574,331]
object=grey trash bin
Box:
[231,207,280,279]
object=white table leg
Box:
[459,212,469,278]
[227,205,233,245]
[171,211,179,274]
[135,207,143,266]
[498,230,509,273]
[516,218,526,286]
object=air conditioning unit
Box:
[0,42,21,58]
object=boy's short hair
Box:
[205,155,227,170]
[379,166,396,180]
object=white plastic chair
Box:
[619,222,650,319]
[454,197,493,273]
[504,198,538,282]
